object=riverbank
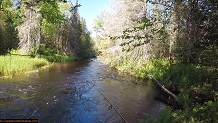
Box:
[0,55,49,77]
[0,54,76,77]
[98,55,218,122]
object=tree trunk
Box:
[186,0,199,64]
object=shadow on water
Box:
[0,59,165,122]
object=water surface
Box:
[0,59,164,122]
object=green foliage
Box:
[178,90,191,107]
[162,64,206,89]
[0,55,48,77]
[58,2,71,17]
[9,49,22,54]
[40,54,75,62]
[78,18,95,58]
[152,108,175,123]
[40,1,65,37]
[191,101,218,122]
[141,60,217,122]
[108,56,135,74]
[133,59,169,79]
[94,37,113,52]
[38,44,76,62]
[93,11,107,36]
[40,1,64,24]
[0,0,12,11]
[139,108,183,123]
[41,19,57,37]
[133,59,207,92]
[1,0,94,59]
[38,44,58,56]
[0,0,21,54]
[140,101,218,123]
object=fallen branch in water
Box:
[145,70,178,101]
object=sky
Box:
[70,0,111,32]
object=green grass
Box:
[0,55,49,77]
[0,47,77,77]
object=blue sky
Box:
[70,0,111,31]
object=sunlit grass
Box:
[0,55,49,77]
[0,48,76,77]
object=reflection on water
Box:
[0,59,164,122]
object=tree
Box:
[58,0,93,58]
[93,11,107,38]
[0,0,93,59]
[196,0,218,67]
[17,0,42,55]
[100,0,173,63]
[0,0,20,54]
[78,18,94,58]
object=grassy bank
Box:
[0,54,76,77]
[0,48,76,77]
[103,56,218,122]
[0,52,77,77]
[0,55,49,77]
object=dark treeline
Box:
[0,0,94,59]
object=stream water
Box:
[0,59,164,123]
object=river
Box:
[0,59,164,123]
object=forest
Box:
[0,0,94,76]
[0,0,217,122]
[93,0,218,122]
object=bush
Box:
[162,64,206,89]
[139,101,218,123]
[40,54,75,62]
[38,44,76,62]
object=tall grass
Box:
[0,47,76,77]
[0,55,49,76]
